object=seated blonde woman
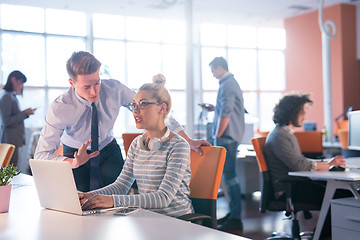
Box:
[79,82,193,217]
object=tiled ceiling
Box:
[1,0,359,27]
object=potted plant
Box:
[0,164,20,213]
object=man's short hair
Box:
[273,92,313,126]
[209,57,228,71]
[66,51,102,81]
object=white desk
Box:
[0,174,250,240]
[289,157,360,240]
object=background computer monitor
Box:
[348,110,360,150]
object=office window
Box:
[200,25,286,131]
[126,42,162,88]
[200,23,226,46]
[1,33,46,86]
[228,49,257,91]
[126,17,161,42]
[93,13,125,39]
[93,40,126,82]
[162,44,186,90]
[162,20,186,44]
[19,89,46,128]
[258,28,286,50]
[227,26,257,48]
[46,37,86,87]
[45,9,86,36]
[0,4,44,33]
[259,92,282,130]
[258,50,285,91]
[201,47,226,91]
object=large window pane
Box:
[162,20,185,44]
[258,28,286,50]
[0,4,44,33]
[228,49,257,91]
[1,33,46,86]
[227,26,257,48]
[200,23,226,46]
[201,47,226,91]
[93,40,125,82]
[162,45,186,90]
[126,17,161,42]
[258,50,285,91]
[93,13,125,39]
[259,92,283,131]
[46,9,86,36]
[46,37,86,87]
[169,91,186,126]
[126,42,161,89]
[19,89,46,128]
[48,89,68,104]
[243,92,258,118]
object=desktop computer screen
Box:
[348,110,360,150]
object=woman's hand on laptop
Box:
[66,140,100,168]
[79,194,114,210]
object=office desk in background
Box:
[289,157,360,240]
[0,174,250,240]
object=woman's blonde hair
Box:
[152,73,166,85]
[138,82,171,118]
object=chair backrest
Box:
[189,146,226,228]
[251,137,274,213]
[338,129,349,149]
[54,145,63,156]
[251,137,267,173]
[293,131,323,153]
[122,133,142,156]
[0,143,16,167]
[335,120,349,136]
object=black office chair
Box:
[252,137,320,240]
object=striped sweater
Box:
[91,133,194,217]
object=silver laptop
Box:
[29,159,124,215]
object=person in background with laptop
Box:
[79,82,193,217]
[34,51,209,192]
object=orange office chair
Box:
[251,137,319,240]
[293,131,323,158]
[122,133,142,156]
[54,144,63,155]
[178,146,226,229]
[0,143,16,167]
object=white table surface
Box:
[0,174,250,240]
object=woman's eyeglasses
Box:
[128,101,159,111]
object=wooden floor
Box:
[216,193,319,240]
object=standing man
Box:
[202,57,245,231]
[35,51,209,192]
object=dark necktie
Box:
[90,102,100,190]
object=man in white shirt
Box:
[35,51,209,192]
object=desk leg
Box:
[312,180,358,240]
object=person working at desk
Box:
[265,93,345,203]
[79,82,193,217]
[0,70,36,167]
[35,51,209,192]
[264,93,348,237]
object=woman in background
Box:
[0,70,36,167]
[79,82,193,217]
